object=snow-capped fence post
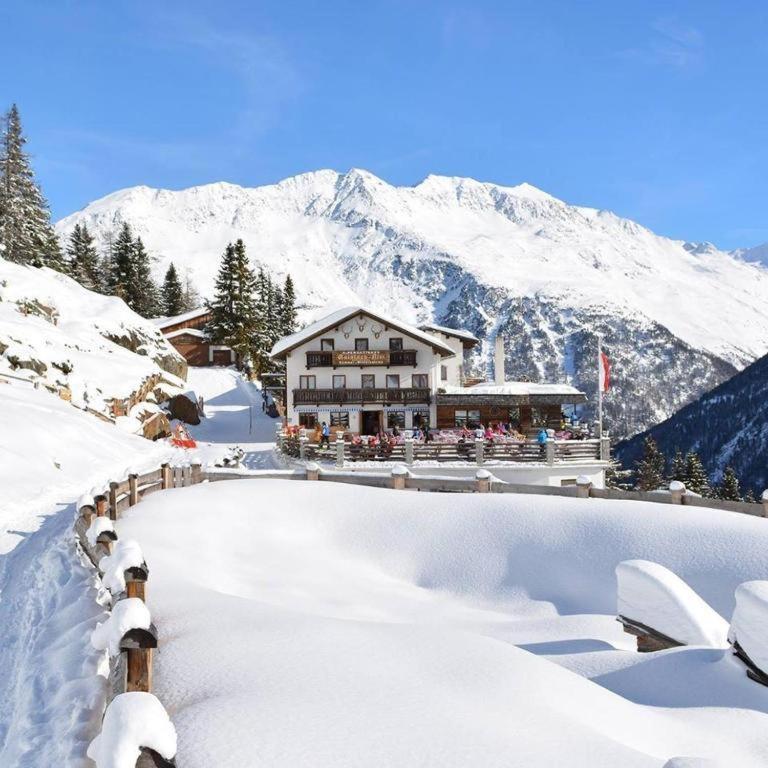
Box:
[404,437,414,466]
[600,432,611,461]
[669,480,686,505]
[546,439,555,466]
[576,475,592,498]
[160,463,171,490]
[129,474,139,507]
[181,465,192,487]
[124,630,157,694]
[391,464,408,490]
[276,424,284,453]
[762,490,768,518]
[306,461,320,481]
[475,438,484,466]
[191,462,202,485]
[476,468,492,493]
[95,494,108,518]
[109,482,119,520]
[335,434,345,468]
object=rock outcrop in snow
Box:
[56,169,768,436]
[0,257,185,414]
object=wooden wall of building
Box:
[436,403,564,433]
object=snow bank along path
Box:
[116,479,768,768]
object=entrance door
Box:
[361,411,380,435]
[212,349,231,366]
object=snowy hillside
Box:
[616,351,768,494]
[0,258,185,413]
[55,170,768,436]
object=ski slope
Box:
[117,479,768,768]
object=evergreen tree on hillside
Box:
[181,268,201,312]
[744,489,757,504]
[66,223,101,290]
[634,437,665,492]
[162,263,185,317]
[206,239,258,364]
[280,274,297,336]
[131,237,161,317]
[716,466,742,501]
[684,452,710,496]
[0,104,63,269]
[606,458,634,490]
[669,450,687,483]
[252,267,275,374]
[106,222,136,300]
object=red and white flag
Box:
[599,350,610,393]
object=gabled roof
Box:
[165,327,206,340]
[271,306,456,358]
[153,307,209,329]
[418,323,480,348]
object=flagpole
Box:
[597,334,603,438]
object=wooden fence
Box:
[76,461,203,767]
[278,431,609,467]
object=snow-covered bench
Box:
[729,581,768,686]
[616,560,729,652]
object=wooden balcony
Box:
[305,349,418,368]
[293,387,431,405]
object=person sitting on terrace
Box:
[460,425,472,439]
[484,425,495,440]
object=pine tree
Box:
[744,489,757,504]
[206,240,258,365]
[717,466,742,501]
[280,274,297,336]
[684,452,710,496]
[162,263,185,317]
[606,458,634,490]
[0,104,63,269]
[66,223,101,290]
[181,268,201,311]
[669,450,687,482]
[107,222,136,300]
[634,436,665,491]
[131,237,161,317]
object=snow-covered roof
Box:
[445,382,586,397]
[165,327,206,340]
[417,323,480,347]
[153,307,209,329]
[271,306,456,358]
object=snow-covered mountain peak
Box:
[55,168,768,436]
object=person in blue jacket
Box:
[537,427,548,457]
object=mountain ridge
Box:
[55,168,768,437]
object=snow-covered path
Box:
[185,367,282,470]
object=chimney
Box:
[494,335,505,385]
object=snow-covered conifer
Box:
[716,466,742,502]
[0,104,62,269]
[684,452,710,496]
[67,223,101,291]
[162,263,185,317]
[634,437,665,492]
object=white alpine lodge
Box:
[270,306,610,487]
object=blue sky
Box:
[1,0,767,248]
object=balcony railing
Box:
[305,349,417,368]
[293,387,431,405]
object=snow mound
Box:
[729,581,768,673]
[616,560,729,647]
[87,692,176,768]
[91,597,152,656]
[86,516,115,547]
[115,480,768,767]
[663,760,728,768]
[100,539,145,594]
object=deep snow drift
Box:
[117,480,768,767]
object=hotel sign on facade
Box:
[332,350,389,366]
